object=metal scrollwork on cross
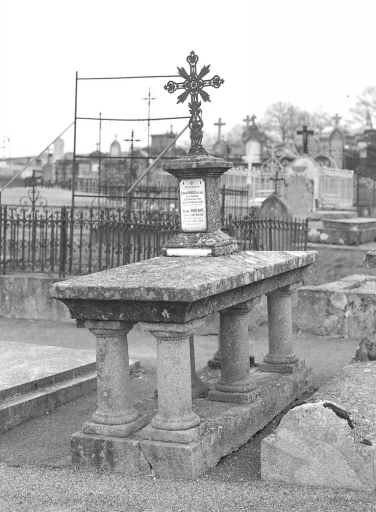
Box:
[164,51,224,155]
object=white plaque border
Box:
[179,178,207,233]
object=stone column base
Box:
[82,415,148,438]
[207,387,259,404]
[139,423,203,444]
[259,359,305,374]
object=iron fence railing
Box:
[0,206,308,277]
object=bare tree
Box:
[310,108,332,133]
[350,86,376,128]
[261,102,311,141]
[226,123,243,143]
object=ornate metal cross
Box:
[267,146,285,196]
[297,125,314,154]
[270,170,285,196]
[164,51,224,155]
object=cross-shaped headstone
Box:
[333,113,341,127]
[164,51,224,155]
[124,130,141,152]
[297,125,314,154]
[214,118,226,142]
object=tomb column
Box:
[81,320,147,434]
[208,298,260,404]
[260,283,302,373]
[139,318,205,432]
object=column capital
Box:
[138,317,206,339]
[267,281,302,298]
[220,297,261,315]
[78,320,135,336]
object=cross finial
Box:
[214,117,226,142]
[333,113,341,127]
[297,125,314,154]
[243,115,251,128]
[164,51,224,155]
[124,130,141,152]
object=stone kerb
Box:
[293,274,376,339]
[310,218,376,246]
[50,250,317,478]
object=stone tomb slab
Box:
[71,365,313,479]
[293,274,376,339]
[319,218,376,245]
[0,340,138,434]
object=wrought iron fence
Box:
[0,207,308,277]
[222,214,308,252]
[1,171,308,276]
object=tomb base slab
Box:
[71,365,312,479]
[71,431,150,475]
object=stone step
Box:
[0,370,97,434]
[0,341,140,434]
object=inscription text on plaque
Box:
[180,179,207,232]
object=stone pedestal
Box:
[208,298,260,403]
[260,285,301,374]
[78,321,147,437]
[162,154,238,256]
[138,318,205,443]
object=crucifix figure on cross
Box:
[297,125,314,154]
[164,51,224,155]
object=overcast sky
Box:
[1,0,375,158]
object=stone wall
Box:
[0,275,73,322]
[1,245,375,326]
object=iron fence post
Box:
[59,206,67,278]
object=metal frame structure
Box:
[71,71,191,211]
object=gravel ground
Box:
[0,318,374,511]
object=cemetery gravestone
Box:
[284,174,314,218]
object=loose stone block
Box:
[261,401,375,492]
[293,274,376,339]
